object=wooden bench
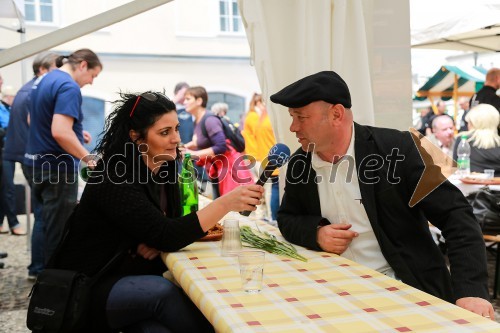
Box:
[483,234,500,299]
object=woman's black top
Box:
[54,156,206,332]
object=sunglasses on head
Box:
[129,92,159,118]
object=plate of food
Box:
[460,176,500,185]
[197,223,224,241]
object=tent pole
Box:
[14,3,28,83]
[0,0,173,68]
[429,96,437,115]
[453,74,458,133]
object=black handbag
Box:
[465,186,500,235]
[27,269,91,332]
[27,207,127,333]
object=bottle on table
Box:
[80,166,93,182]
[456,134,471,178]
[180,153,199,216]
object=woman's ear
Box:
[196,97,203,107]
[129,129,140,143]
[79,60,88,72]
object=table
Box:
[162,213,500,332]
[448,174,500,196]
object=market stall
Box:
[414,65,486,120]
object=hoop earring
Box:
[137,142,149,154]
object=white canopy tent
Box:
[0,0,27,81]
[411,0,500,52]
[0,0,173,68]
[0,0,24,19]
[239,0,412,149]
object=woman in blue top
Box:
[25,49,103,270]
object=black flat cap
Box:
[270,71,351,108]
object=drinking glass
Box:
[238,250,265,293]
[484,169,495,179]
[221,219,242,256]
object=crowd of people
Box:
[417,67,500,172]
[0,49,278,331]
[0,50,499,331]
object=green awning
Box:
[414,65,486,101]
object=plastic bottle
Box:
[456,135,471,178]
[180,153,199,216]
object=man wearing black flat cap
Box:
[272,71,494,319]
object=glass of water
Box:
[484,169,495,179]
[221,219,242,256]
[238,250,265,293]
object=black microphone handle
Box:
[240,165,277,216]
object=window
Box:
[207,92,245,125]
[219,0,243,33]
[81,96,105,152]
[25,0,54,23]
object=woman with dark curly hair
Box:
[51,91,264,333]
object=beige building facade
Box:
[0,0,260,127]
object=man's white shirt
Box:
[311,126,395,277]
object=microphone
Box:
[240,143,291,216]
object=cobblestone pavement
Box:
[0,215,33,333]
[1,215,500,332]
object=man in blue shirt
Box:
[2,52,58,278]
[173,82,194,144]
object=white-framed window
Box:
[25,0,54,24]
[219,0,243,34]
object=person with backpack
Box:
[183,86,251,198]
[209,102,245,153]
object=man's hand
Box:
[136,243,160,260]
[456,297,494,320]
[317,224,358,255]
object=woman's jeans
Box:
[106,275,214,333]
[32,168,78,264]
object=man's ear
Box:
[129,129,140,143]
[330,104,345,123]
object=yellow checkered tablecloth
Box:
[162,213,500,333]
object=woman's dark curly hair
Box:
[93,91,177,168]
